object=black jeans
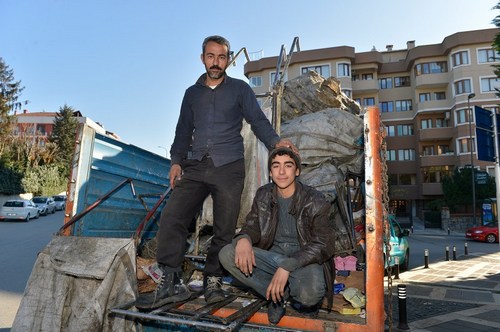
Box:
[156,157,245,276]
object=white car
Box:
[52,195,67,211]
[0,200,40,222]
[32,196,56,216]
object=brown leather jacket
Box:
[238,181,336,309]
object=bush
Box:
[22,164,67,196]
[424,210,442,228]
[0,164,24,194]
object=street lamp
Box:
[158,145,168,158]
[468,92,476,225]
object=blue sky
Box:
[2,0,498,157]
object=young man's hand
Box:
[275,139,299,156]
[169,164,182,188]
[234,237,255,277]
[266,267,290,303]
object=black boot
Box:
[267,300,287,325]
[203,275,225,303]
[135,266,191,310]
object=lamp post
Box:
[468,92,476,225]
[157,145,168,158]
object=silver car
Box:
[0,200,40,222]
[52,195,67,211]
[32,196,56,216]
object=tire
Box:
[35,211,39,219]
[25,214,30,222]
[486,234,497,243]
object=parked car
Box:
[385,215,410,271]
[52,195,67,211]
[32,196,56,216]
[465,222,499,243]
[0,199,40,222]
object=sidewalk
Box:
[388,233,500,331]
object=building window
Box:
[399,174,414,185]
[451,50,470,67]
[270,71,287,84]
[438,144,451,155]
[397,124,414,136]
[342,89,352,98]
[454,79,472,95]
[363,97,375,106]
[379,77,393,89]
[387,149,396,161]
[337,62,351,77]
[379,101,394,113]
[414,62,447,76]
[388,174,398,185]
[398,149,416,161]
[419,93,431,102]
[421,119,432,129]
[395,100,412,112]
[480,77,499,92]
[458,137,475,154]
[394,76,411,87]
[434,91,446,100]
[478,48,500,63]
[422,145,435,156]
[455,108,472,125]
[362,73,373,80]
[301,65,331,78]
[386,125,396,137]
[435,118,445,128]
[249,76,262,88]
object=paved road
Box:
[0,212,63,330]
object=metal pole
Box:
[468,93,476,225]
[465,242,468,255]
[452,246,457,260]
[424,249,429,268]
[491,107,500,249]
[445,246,450,261]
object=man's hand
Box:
[275,139,299,156]
[234,237,255,277]
[266,267,290,303]
[169,164,182,188]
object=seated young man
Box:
[219,147,336,325]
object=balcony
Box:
[416,99,450,110]
[419,153,457,167]
[418,127,454,141]
[421,182,443,196]
[415,72,449,88]
[351,79,379,93]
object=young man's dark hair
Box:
[202,35,231,57]
[219,147,336,325]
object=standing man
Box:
[219,147,336,325]
[136,35,295,309]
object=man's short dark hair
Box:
[202,35,231,57]
[268,147,301,174]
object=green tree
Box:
[49,104,78,176]
[0,57,25,155]
[442,168,496,212]
[492,2,500,92]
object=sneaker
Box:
[135,266,191,310]
[267,300,286,325]
[204,275,225,303]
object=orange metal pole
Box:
[336,106,385,332]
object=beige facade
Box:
[244,28,500,219]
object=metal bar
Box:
[220,298,266,326]
[57,178,134,235]
[134,186,172,243]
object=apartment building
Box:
[244,28,500,220]
[13,110,120,145]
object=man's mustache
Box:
[210,65,223,70]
